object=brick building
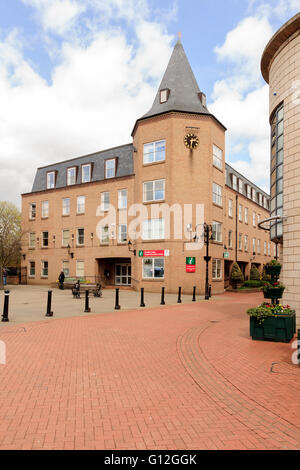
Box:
[261,12,300,323]
[21,39,274,294]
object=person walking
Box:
[58,271,65,290]
[2,268,7,286]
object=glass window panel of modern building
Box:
[270,103,284,241]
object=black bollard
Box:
[192,286,196,302]
[140,288,145,307]
[115,288,120,310]
[209,284,212,298]
[2,290,10,322]
[177,286,182,303]
[84,289,91,313]
[45,290,53,317]
[160,287,165,305]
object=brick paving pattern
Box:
[0,291,299,450]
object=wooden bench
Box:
[72,282,102,299]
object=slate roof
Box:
[225,163,270,205]
[30,143,134,193]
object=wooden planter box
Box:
[263,287,285,299]
[250,312,296,343]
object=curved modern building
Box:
[261,13,300,324]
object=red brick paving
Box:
[0,292,299,450]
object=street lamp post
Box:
[203,223,214,300]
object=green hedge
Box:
[243,280,265,288]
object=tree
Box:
[231,262,244,288]
[0,202,22,289]
[250,265,260,281]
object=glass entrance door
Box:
[115,264,131,285]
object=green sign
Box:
[224,252,229,259]
[139,250,144,257]
[186,257,196,265]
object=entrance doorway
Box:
[115,264,131,286]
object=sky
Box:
[0,0,299,208]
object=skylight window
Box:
[160,89,169,103]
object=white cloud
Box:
[0,2,174,207]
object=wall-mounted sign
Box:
[224,252,229,259]
[139,250,169,257]
[186,257,196,273]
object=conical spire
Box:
[141,39,209,120]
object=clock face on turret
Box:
[184,133,199,150]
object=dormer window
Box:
[67,167,77,186]
[105,158,116,179]
[47,171,55,189]
[160,88,170,103]
[82,164,91,183]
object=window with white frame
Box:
[212,221,222,242]
[257,214,260,225]
[142,218,165,240]
[29,261,35,277]
[82,164,91,183]
[238,179,243,194]
[42,231,49,247]
[77,196,85,214]
[213,145,222,169]
[76,260,84,278]
[268,242,271,256]
[258,193,263,206]
[118,224,127,243]
[257,239,261,254]
[253,238,256,254]
[213,183,222,206]
[264,241,267,255]
[105,159,116,179]
[101,226,109,244]
[253,211,256,227]
[77,228,84,246]
[41,261,48,277]
[67,167,77,185]
[245,207,248,224]
[232,174,237,190]
[62,260,69,277]
[47,172,55,189]
[62,229,70,247]
[252,188,256,202]
[228,199,233,217]
[247,185,251,199]
[143,258,164,279]
[42,201,49,218]
[244,235,248,251]
[143,180,165,202]
[143,140,166,164]
[239,233,242,250]
[212,259,222,280]
[29,203,36,220]
[29,232,36,249]
[118,189,128,209]
[100,192,110,211]
[228,230,233,248]
[62,198,70,216]
[160,89,169,103]
[239,204,243,222]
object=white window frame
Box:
[100,225,109,245]
[252,188,256,202]
[77,196,85,214]
[212,259,222,280]
[213,144,222,170]
[101,192,110,212]
[228,199,233,218]
[76,260,84,278]
[105,159,116,179]
[212,221,222,243]
[118,224,127,243]
[82,164,91,183]
[143,180,165,203]
[47,172,55,189]
[257,239,261,254]
[41,260,48,278]
[143,140,166,164]
[42,231,49,248]
[244,235,248,252]
[244,207,248,224]
[67,167,77,186]
[142,218,165,241]
[62,229,70,247]
[239,204,243,222]
[232,174,237,191]
[253,211,256,227]
[142,258,164,279]
[42,201,49,218]
[213,183,222,207]
[29,203,36,220]
[253,238,256,254]
[228,230,233,248]
[118,189,128,209]
[247,185,251,199]
[239,233,243,251]
[29,232,36,249]
[238,179,243,194]
[29,261,35,278]
[62,260,70,277]
[264,241,267,255]
[62,198,70,216]
[77,228,84,246]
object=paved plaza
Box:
[0,287,299,450]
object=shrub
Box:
[243,280,264,288]
[231,262,244,285]
[250,265,260,281]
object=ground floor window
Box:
[29,261,35,277]
[76,260,84,277]
[212,259,222,280]
[41,261,48,277]
[142,258,164,279]
[62,260,69,277]
[115,264,131,285]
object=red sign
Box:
[186,265,196,273]
[143,250,165,257]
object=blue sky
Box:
[0,0,299,206]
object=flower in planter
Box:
[247,302,294,324]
